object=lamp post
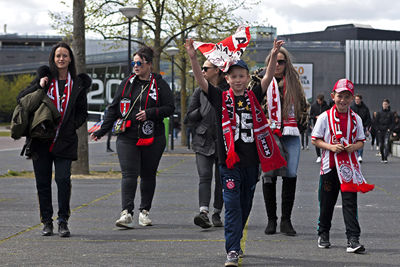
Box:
[165,46,179,150]
[188,69,195,91]
[119,7,140,76]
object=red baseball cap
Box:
[332,79,354,95]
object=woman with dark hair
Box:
[16,42,92,237]
[262,47,309,236]
[91,46,174,228]
[185,60,228,228]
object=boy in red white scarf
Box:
[311,78,374,254]
[186,37,285,266]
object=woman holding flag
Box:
[186,27,286,266]
[91,46,174,229]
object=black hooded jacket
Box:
[310,100,330,125]
[17,65,92,160]
[350,101,371,128]
[376,107,395,132]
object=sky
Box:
[1,0,400,37]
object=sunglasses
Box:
[277,60,286,65]
[201,66,215,72]
[131,61,146,67]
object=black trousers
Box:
[32,142,72,224]
[377,130,390,160]
[116,134,166,213]
[318,168,361,239]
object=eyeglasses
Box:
[131,61,146,67]
[201,66,215,72]
[277,60,286,65]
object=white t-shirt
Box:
[311,110,366,175]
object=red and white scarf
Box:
[47,72,73,151]
[327,105,374,193]
[193,26,251,72]
[267,77,299,137]
[221,88,287,172]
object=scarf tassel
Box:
[341,182,375,193]
[226,150,240,169]
[136,137,154,146]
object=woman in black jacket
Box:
[17,42,91,237]
[91,46,174,228]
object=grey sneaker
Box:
[318,232,331,248]
[115,209,134,228]
[194,211,212,229]
[138,209,152,226]
[225,251,239,266]
[346,237,365,253]
[211,213,223,227]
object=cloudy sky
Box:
[0,0,399,36]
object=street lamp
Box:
[165,46,179,150]
[119,7,140,76]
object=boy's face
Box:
[331,91,354,113]
[225,67,249,94]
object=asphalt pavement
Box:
[0,136,399,266]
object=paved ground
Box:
[0,136,399,266]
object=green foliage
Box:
[0,74,34,122]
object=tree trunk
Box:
[71,0,89,175]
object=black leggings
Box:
[116,135,166,213]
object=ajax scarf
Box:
[47,72,73,151]
[267,77,299,137]
[327,105,374,193]
[193,26,251,72]
[221,88,287,172]
[120,73,158,146]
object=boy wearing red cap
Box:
[311,78,374,253]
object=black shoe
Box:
[107,148,114,152]
[211,213,223,227]
[264,219,277,235]
[347,237,365,253]
[280,219,297,236]
[194,211,212,229]
[318,232,330,248]
[42,222,53,236]
[58,222,70,237]
[225,251,239,266]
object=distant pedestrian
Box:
[311,78,374,254]
[104,105,114,152]
[350,94,371,163]
[310,94,330,163]
[370,111,379,151]
[376,99,395,163]
[299,101,311,150]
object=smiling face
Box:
[225,67,249,95]
[331,91,354,113]
[54,47,71,71]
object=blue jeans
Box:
[219,164,259,253]
[281,135,301,178]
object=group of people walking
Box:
[16,34,382,266]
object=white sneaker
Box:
[139,210,152,226]
[115,209,134,228]
[316,157,321,163]
[357,156,362,163]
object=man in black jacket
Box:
[376,99,395,163]
[350,94,371,163]
[310,94,330,163]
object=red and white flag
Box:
[193,26,251,72]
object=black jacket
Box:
[309,100,330,125]
[94,73,174,139]
[18,65,92,160]
[350,101,371,128]
[376,107,395,132]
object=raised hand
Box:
[185,39,196,59]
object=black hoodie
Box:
[376,107,395,132]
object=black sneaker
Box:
[225,251,239,266]
[211,213,223,227]
[42,222,53,236]
[58,222,71,238]
[318,232,331,248]
[194,211,212,229]
[264,219,277,235]
[347,237,365,253]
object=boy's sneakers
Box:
[225,251,239,266]
[316,156,321,163]
[115,209,134,229]
[347,237,366,253]
[194,211,212,229]
[358,156,362,163]
[211,213,223,227]
[139,209,152,226]
[318,232,331,248]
